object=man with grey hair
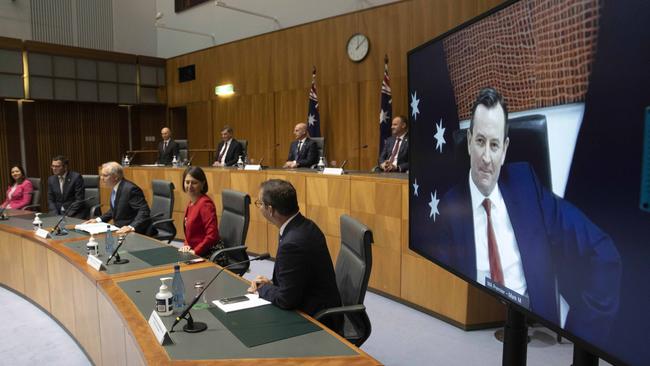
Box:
[212,125,244,167]
[84,161,151,235]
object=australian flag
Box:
[307,66,321,137]
[379,55,392,153]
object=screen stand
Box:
[502,304,528,366]
[572,345,598,366]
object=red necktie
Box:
[388,137,401,162]
[482,198,504,285]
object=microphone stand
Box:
[106,234,129,265]
[0,205,8,221]
[169,253,271,334]
[51,196,96,236]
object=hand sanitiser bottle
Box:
[156,277,174,316]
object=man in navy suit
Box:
[47,155,85,218]
[433,88,621,343]
[378,115,409,172]
[283,123,319,168]
[248,179,341,330]
[84,161,151,235]
[212,125,244,167]
[157,127,180,165]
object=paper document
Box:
[213,294,271,313]
[74,223,120,235]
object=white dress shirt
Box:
[219,139,232,164]
[390,133,407,168]
[279,212,300,238]
[469,173,527,296]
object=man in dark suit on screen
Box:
[47,155,85,218]
[212,125,244,167]
[283,122,319,169]
[84,161,151,235]
[432,87,621,344]
[158,127,180,165]
[248,179,341,330]
[378,115,409,172]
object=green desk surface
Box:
[64,235,197,275]
[0,214,88,239]
[118,266,357,360]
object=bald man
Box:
[158,127,180,165]
[283,123,319,169]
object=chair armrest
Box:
[371,165,381,173]
[152,218,174,228]
[314,304,366,321]
[209,245,247,263]
[90,203,101,217]
[23,204,40,211]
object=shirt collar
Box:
[468,170,503,212]
[396,132,407,140]
[279,212,300,237]
[112,179,122,193]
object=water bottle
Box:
[172,155,179,167]
[105,225,114,256]
[172,264,185,312]
[236,155,245,170]
[59,208,68,234]
[317,156,325,171]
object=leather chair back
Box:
[176,139,189,162]
[151,180,174,220]
[82,174,101,218]
[218,189,251,271]
[27,177,41,211]
[238,139,248,159]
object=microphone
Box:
[186,154,195,166]
[339,160,348,170]
[51,196,96,236]
[106,234,129,265]
[170,252,270,333]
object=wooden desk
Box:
[0,214,380,365]
[115,166,505,329]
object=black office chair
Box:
[310,137,326,169]
[149,179,176,243]
[23,177,41,211]
[238,139,248,160]
[82,175,101,219]
[209,189,251,276]
[452,114,552,190]
[176,139,189,163]
[315,214,373,347]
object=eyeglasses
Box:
[254,199,266,208]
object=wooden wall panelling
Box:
[350,177,402,297]
[273,88,309,166]
[357,0,411,82]
[321,83,361,170]
[270,26,315,92]
[0,232,25,293]
[47,250,77,333]
[72,267,102,364]
[78,103,130,172]
[21,238,51,311]
[186,100,214,166]
[312,14,357,87]
[98,286,128,366]
[241,34,274,95]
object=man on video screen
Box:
[435,87,621,340]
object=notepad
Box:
[213,294,270,313]
[74,223,119,234]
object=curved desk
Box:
[0,212,380,365]
[113,167,506,330]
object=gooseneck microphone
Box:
[51,196,96,236]
[106,234,129,265]
[169,252,271,333]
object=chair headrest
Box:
[222,189,250,215]
[152,180,174,197]
[340,214,373,259]
[82,175,99,188]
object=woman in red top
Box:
[2,165,33,210]
[179,166,219,256]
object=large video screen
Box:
[407,0,650,364]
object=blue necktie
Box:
[110,190,116,209]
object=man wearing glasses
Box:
[248,179,341,330]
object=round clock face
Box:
[347,33,370,62]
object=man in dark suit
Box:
[432,88,621,344]
[47,155,85,218]
[84,161,151,235]
[212,125,244,167]
[283,123,319,168]
[378,115,409,172]
[248,179,341,330]
[158,127,180,165]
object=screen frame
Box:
[406,1,624,364]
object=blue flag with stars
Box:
[307,67,321,137]
[379,56,392,153]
